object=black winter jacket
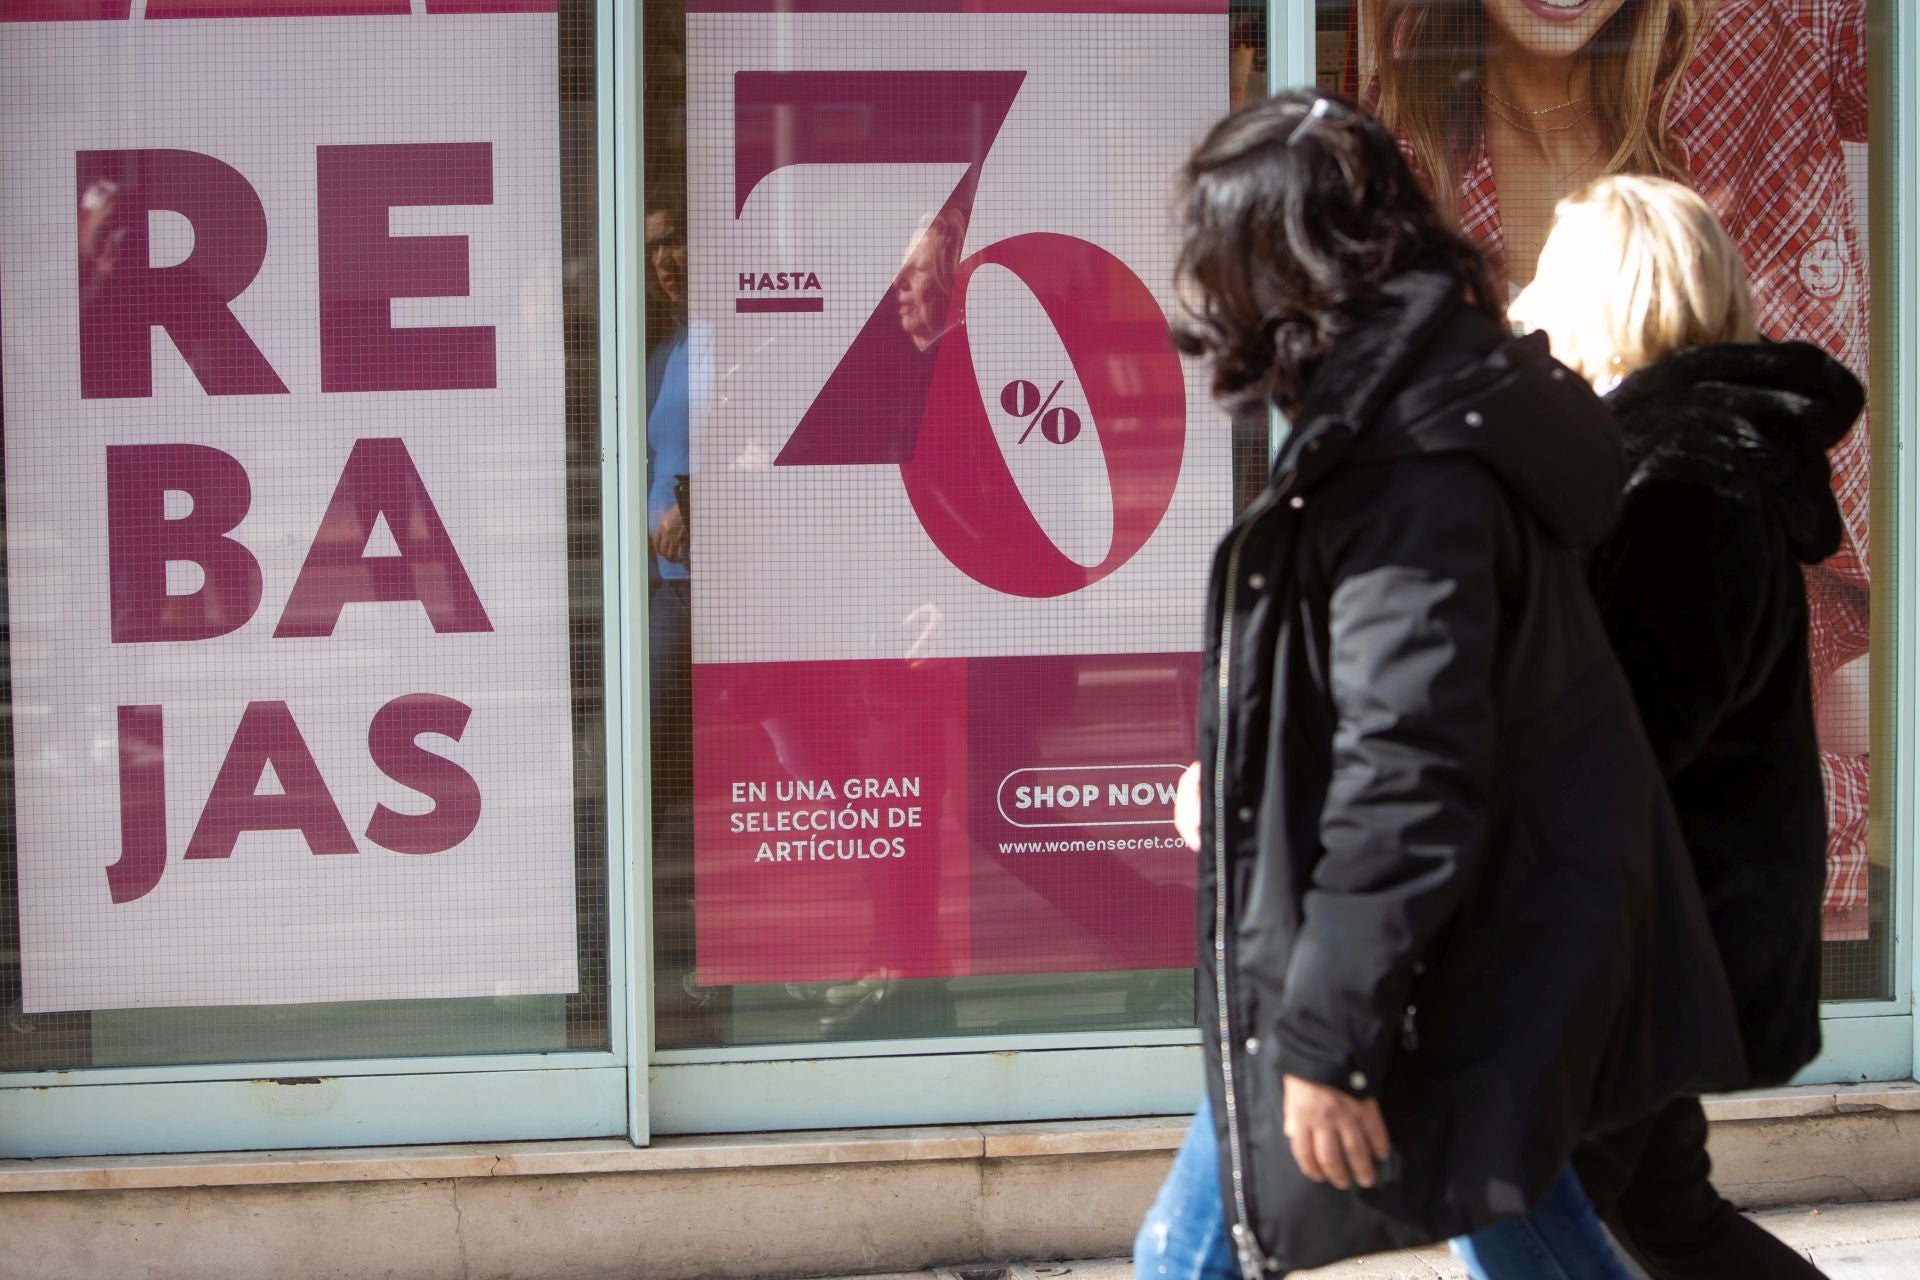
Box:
[1588,342,1859,1088]
[1195,270,1744,1277]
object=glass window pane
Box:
[1335,0,1893,1000]
[648,3,1266,1051]
[0,0,610,1070]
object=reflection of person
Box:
[750,210,968,1039]
[644,172,725,1040]
[794,207,968,468]
[1458,176,1853,1280]
[1133,91,1738,1279]
[1365,0,1871,932]
[895,208,966,354]
[647,200,691,576]
[1229,11,1266,111]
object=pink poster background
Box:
[693,655,1198,986]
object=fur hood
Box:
[1605,342,1862,564]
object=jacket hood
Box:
[1605,341,1861,564]
[1283,269,1625,549]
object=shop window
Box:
[0,0,611,1070]
[646,2,1271,1052]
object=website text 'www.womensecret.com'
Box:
[997,835,1189,855]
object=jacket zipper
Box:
[1213,474,1292,1280]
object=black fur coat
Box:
[1590,339,1862,1087]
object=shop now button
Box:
[996,764,1188,829]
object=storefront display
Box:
[0,5,580,1015]
[0,0,1907,1160]
[668,2,1232,1002]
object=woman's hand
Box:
[1174,761,1202,852]
[1283,1074,1392,1191]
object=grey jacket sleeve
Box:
[1272,457,1504,1097]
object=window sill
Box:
[0,1116,1188,1194]
[4,1084,1918,1196]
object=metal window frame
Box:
[1775,0,1916,1083]
[1888,0,1920,1081]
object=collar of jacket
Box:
[1243,268,1625,550]
[1267,268,1476,491]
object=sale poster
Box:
[684,2,1230,986]
[0,7,578,1012]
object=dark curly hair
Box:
[1173,89,1501,417]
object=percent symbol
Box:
[1001,378,1083,445]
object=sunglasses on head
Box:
[1286,95,1356,147]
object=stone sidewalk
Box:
[810,1198,1920,1280]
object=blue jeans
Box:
[1134,1099,1236,1280]
[1452,1166,1635,1280]
[1135,1102,1633,1280]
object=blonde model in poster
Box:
[1365,0,1871,936]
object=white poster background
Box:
[0,17,577,1012]
[687,13,1231,664]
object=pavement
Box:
[803,1198,1920,1280]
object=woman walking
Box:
[1455,175,1858,1279]
[1134,91,1740,1279]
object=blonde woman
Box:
[1364,0,1872,939]
[1456,175,1858,1279]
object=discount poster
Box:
[684,2,1229,986]
[0,5,577,1011]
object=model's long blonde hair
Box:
[1365,0,1710,223]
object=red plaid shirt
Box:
[1392,0,1872,918]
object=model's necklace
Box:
[1482,85,1589,117]
[1483,91,1596,136]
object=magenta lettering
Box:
[736,270,823,292]
[317,142,495,393]
[107,443,264,643]
[367,695,482,855]
[276,437,492,638]
[107,694,486,900]
[107,705,167,904]
[77,149,289,399]
[184,701,358,861]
